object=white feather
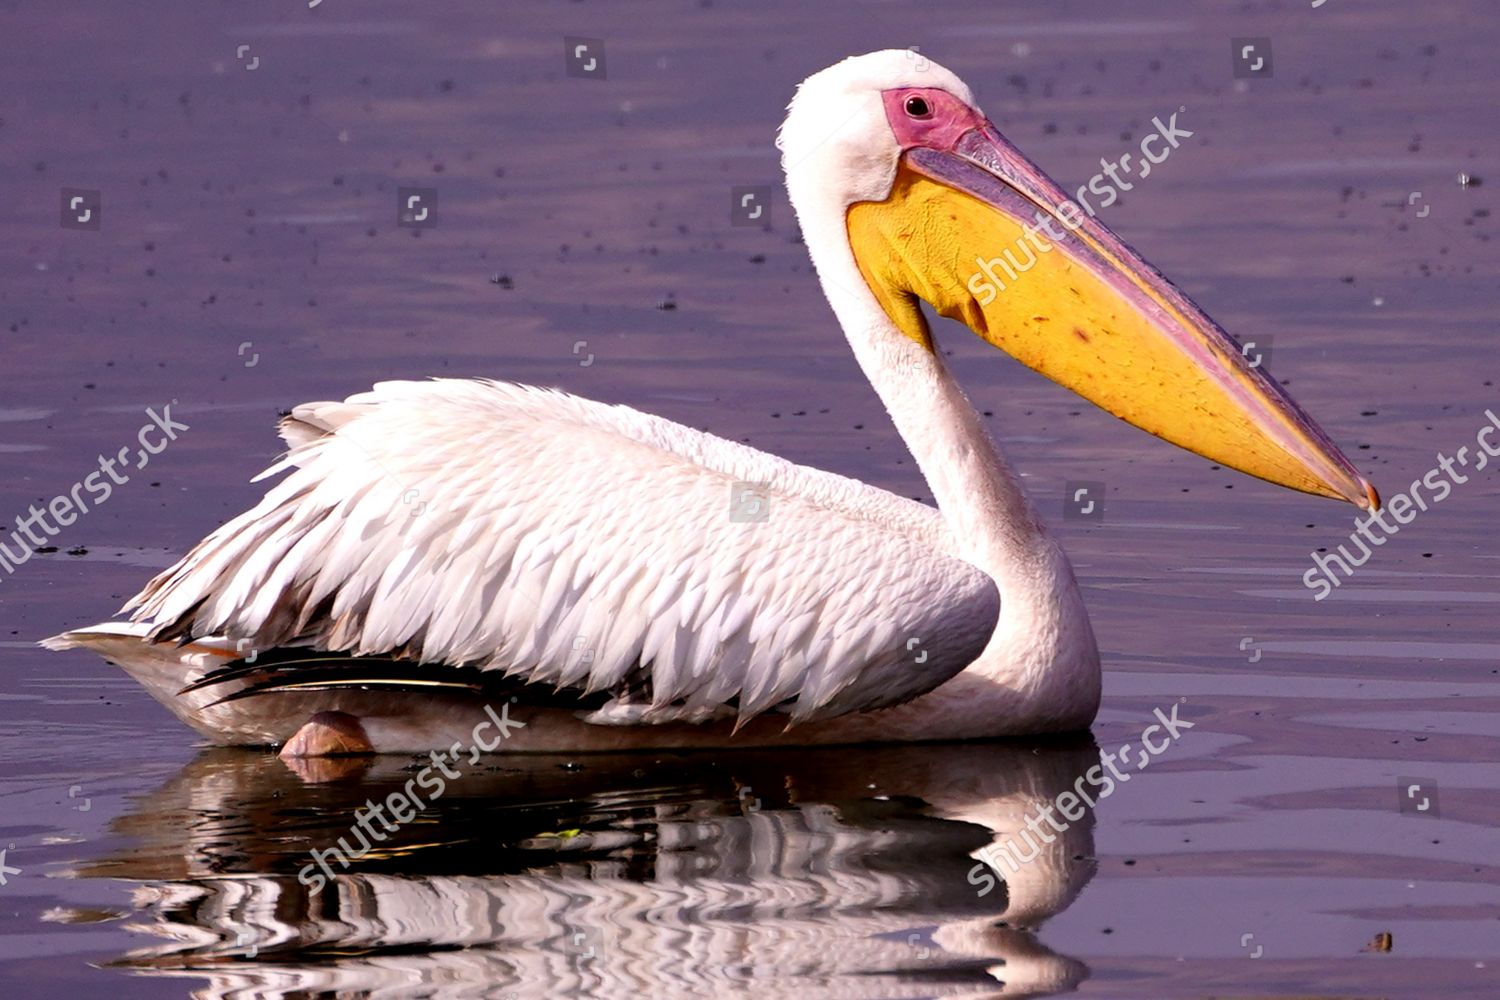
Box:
[124,378,1002,725]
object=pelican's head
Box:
[779,51,1376,508]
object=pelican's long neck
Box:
[795,201,1100,727]
[845,286,1099,724]
[800,232,1053,593]
[848,306,1053,594]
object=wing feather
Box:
[125,379,1000,726]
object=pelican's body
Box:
[46,52,1374,755]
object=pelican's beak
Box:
[846,120,1377,509]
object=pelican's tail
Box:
[40,623,533,753]
[42,621,242,684]
[41,622,259,739]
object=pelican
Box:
[45,51,1376,756]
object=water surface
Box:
[1,0,1497,996]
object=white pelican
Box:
[45,51,1377,756]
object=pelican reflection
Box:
[75,740,1101,998]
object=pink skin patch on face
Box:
[881,88,988,152]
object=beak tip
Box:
[1359,477,1381,511]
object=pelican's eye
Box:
[903,95,932,118]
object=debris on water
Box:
[1458,172,1481,187]
[490,273,513,289]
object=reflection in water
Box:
[78,741,1100,998]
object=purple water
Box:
[1,0,1496,996]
